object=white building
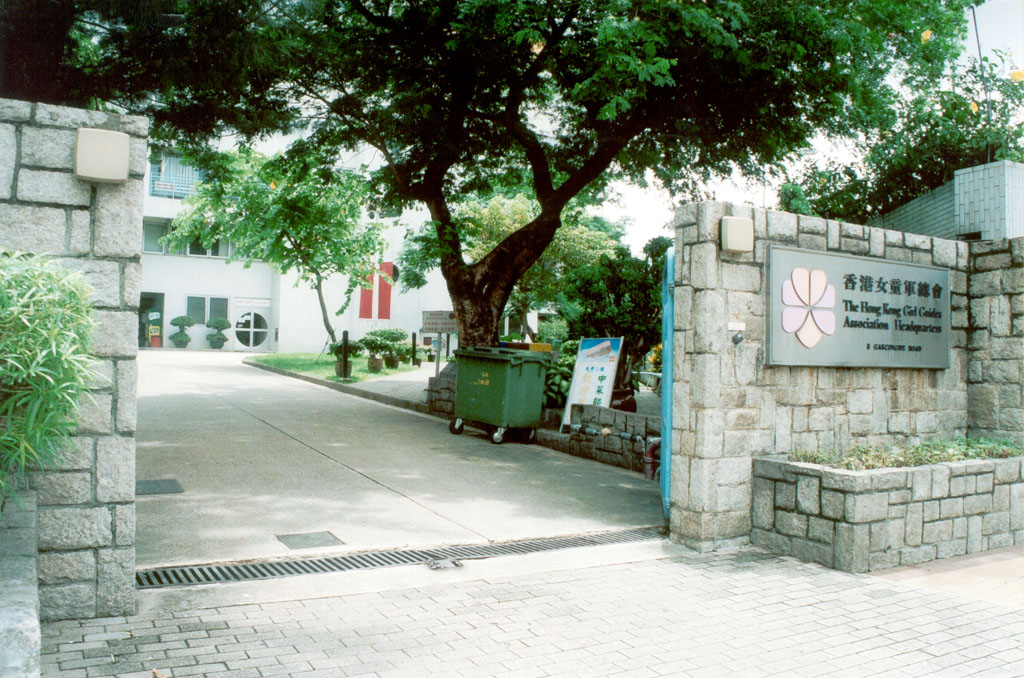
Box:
[139,153,456,353]
[871,160,1024,242]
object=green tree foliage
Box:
[399,193,620,337]
[11,0,972,344]
[799,53,1024,224]
[165,145,386,344]
[560,237,670,391]
[778,183,816,216]
[0,251,93,509]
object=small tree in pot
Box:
[359,333,392,373]
[365,328,408,368]
[168,315,196,348]
[329,338,363,378]
[206,316,231,349]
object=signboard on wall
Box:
[422,310,458,334]
[560,337,624,431]
[766,246,951,368]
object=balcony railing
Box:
[149,170,202,199]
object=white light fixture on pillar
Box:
[720,216,755,253]
[74,128,130,183]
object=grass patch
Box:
[248,352,420,383]
[791,438,1022,471]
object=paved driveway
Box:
[136,351,662,567]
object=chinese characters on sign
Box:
[768,246,950,368]
[560,338,624,431]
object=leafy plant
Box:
[791,438,1021,471]
[329,338,364,360]
[0,251,93,510]
[359,333,393,359]
[543,363,574,409]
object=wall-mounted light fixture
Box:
[74,128,130,183]
[720,216,754,253]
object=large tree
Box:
[398,193,620,338]
[11,0,973,344]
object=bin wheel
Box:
[491,428,505,445]
[449,419,464,435]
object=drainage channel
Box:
[136,527,664,589]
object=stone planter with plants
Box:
[206,316,231,349]
[751,438,1023,573]
[168,315,195,348]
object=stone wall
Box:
[0,98,146,620]
[670,202,972,552]
[752,457,1023,572]
[967,239,1023,444]
[537,405,660,473]
[0,493,40,678]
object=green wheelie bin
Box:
[449,347,550,444]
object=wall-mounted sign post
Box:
[766,246,951,368]
[560,337,624,431]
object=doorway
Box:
[139,292,164,348]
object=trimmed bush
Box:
[0,251,93,509]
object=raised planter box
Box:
[752,456,1023,573]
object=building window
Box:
[235,311,269,347]
[143,221,167,253]
[150,154,205,199]
[186,295,229,325]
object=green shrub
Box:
[0,251,93,509]
[363,328,407,357]
[169,315,194,348]
[791,438,1021,470]
[329,338,364,359]
[537,317,568,343]
[206,316,231,332]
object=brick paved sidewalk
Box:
[42,547,1023,678]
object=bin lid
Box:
[455,346,551,364]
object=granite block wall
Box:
[669,202,973,552]
[752,457,1023,572]
[966,239,1023,444]
[0,97,146,620]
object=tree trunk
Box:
[313,277,337,345]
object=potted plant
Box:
[168,315,195,348]
[206,316,231,349]
[359,333,392,372]
[329,338,363,378]
[370,328,409,368]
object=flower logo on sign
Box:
[781,267,836,348]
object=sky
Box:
[605,0,1024,254]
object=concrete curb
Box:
[242,359,432,416]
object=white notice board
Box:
[559,337,623,431]
[422,310,458,334]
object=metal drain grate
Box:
[136,527,663,589]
